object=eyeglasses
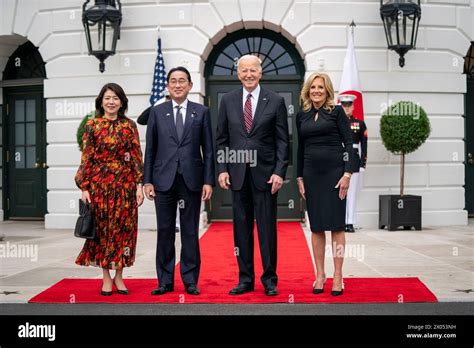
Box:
[168,79,189,86]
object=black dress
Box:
[296,105,353,232]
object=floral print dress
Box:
[75,117,144,269]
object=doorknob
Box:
[469,153,473,165]
[35,162,40,168]
[43,162,48,169]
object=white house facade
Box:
[0,0,473,229]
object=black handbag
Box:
[74,199,97,240]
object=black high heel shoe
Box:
[113,277,129,295]
[312,275,327,294]
[101,282,113,296]
[331,276,344,296]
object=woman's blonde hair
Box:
[300,72,336,112]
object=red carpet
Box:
[29,222,437,304]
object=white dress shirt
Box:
[172,98,188,125]
[242,84,260,119]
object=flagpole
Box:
[339,19,364,121]
[149,24,167,107]
[350,20,356,35]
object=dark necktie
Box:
[244,93,253,133]
[176,105,184,140]
[175,106,184,174]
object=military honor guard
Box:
[339,94,367,233]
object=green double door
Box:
[4,87,47,219]
[207,81,303,221]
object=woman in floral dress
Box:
[75,83,144,296]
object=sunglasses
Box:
[341,102,354,106]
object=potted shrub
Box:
[379,101,431,231]
[77,111,95,151]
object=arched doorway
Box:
[2,41,47,220]
[205,29,305,221]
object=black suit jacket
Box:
[215,87,289,191]
[144,100,215,192]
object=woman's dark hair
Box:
[95,83,128,118]
[167,66,192,83]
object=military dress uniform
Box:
[345,115,367,232]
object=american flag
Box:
[149,37,167,106]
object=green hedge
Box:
[77,112,95,152]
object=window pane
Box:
[26,123,36,145]
[223,45,240,61]
[260,38,274,55]
[277,65,297,74]
[264,69,277,75]
[15,123,25,145]
[267,43,285,60]
[274,53,292,67]
[15,146,25,168]
[234,39,249,55]
[385,17,396,46]
[26,99,36,122]
[213,66,232,75]
[263,62,277,74]
[216,54,234,70]
[26,147,36,168]
[250,37,261,52]
[89,25,115,52]
[15,100,25,122]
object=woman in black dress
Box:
[296,72,353,296]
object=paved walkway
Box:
[0,220,472,304]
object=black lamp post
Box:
[464,42,474,78]
[82,0,122,73]
[380,0,421,68]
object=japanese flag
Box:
[339,27,365,121]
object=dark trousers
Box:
[154,172,202,287]
[232,166,278,289]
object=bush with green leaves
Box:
[380,101,431,195]
[77,111,95,152]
